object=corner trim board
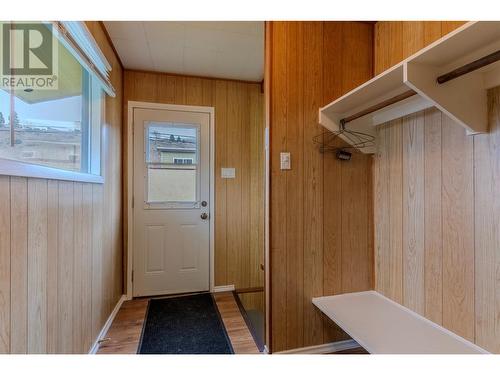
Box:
[88,294,129,354]
[274,339,361,354]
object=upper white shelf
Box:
[319,21,500,154]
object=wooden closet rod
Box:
[437,49,500,84]
[341,89,417,125]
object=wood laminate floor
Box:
[97,292,260,354]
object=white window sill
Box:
[0,158,104,184]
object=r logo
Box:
[2,23,53,76]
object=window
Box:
[145,123,200,204]
[0,21,114,181]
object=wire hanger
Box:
[313,119,375,154]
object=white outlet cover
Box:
[280,152,291,170]
[221,167,236,178]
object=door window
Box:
[145,122,200,206]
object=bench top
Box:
[312,291,488,354]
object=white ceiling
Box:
[103,21,264,81]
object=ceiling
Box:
[103,21,264,82]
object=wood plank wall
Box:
[0,21,123,353]
[374,21,466,75]
[268,21,374,352]
[374,21,500,353]
[123,71,265,296]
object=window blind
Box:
[53,21,116,97]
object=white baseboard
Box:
[88,294,128,354]
[275,339,361,354]
[212,285,235,293]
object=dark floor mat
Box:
[138,293,233,354]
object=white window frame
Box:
[0,21,109,184]
[0,83,105,184]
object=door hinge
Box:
[132,196,134,209]
[131,270,134,283]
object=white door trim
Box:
[126,101,215,299]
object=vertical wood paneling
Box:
[214,80,228,286]
[374,22,403,75]
[322,22,344,343]
[0,176,10,353]
[226,81,243,287]
[92,184,104,340]
[27,178,47,353]
[186,77,203,104]
[441,21,467,35]
[337,25,374,298]
[341,23,374,93]
[474,88,500,353]
[249,85,265,304]
[402,113,425,313]
[374,21,389,76]
[374,21,468,75]
[402,22,424,57]
[388,22,403,72]
[10,177,27,353]
[441,117,474,341]
[303,21,329,346]
[374,19,500,353]
[375,121,403,302]
[423,108,443,324]
[57,181,74,353]
[174,76,186,104]
[81,183,93,351]
[374,125,390,296]
[341,153,370,292]
[388,121,403,304]
[270,21,374,351]
[73,183,84,353]
[46,180,58,353]
[374,106,491,348]
[240,83,252,291]
[284,22,304,349]
[423,22,442,45]
[270,21,288,352]
[340,22,374,295]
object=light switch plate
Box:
[221,167,236,178]
[280,152,291,170]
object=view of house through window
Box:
[0,23,102,175]
[146,123,199,203]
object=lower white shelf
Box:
[312,291,488,354]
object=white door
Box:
[132,106,211,297]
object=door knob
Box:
[200,212,208,220]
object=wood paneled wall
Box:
[374,21,466,75]
[374,21,500,353]
[123,71,265,293]
[0,21,123,353]
[268,21,374,352]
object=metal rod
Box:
[341,89,417,124]
[437,49,500,84]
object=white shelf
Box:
[319,21,500,153]
[312,291,488,354]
